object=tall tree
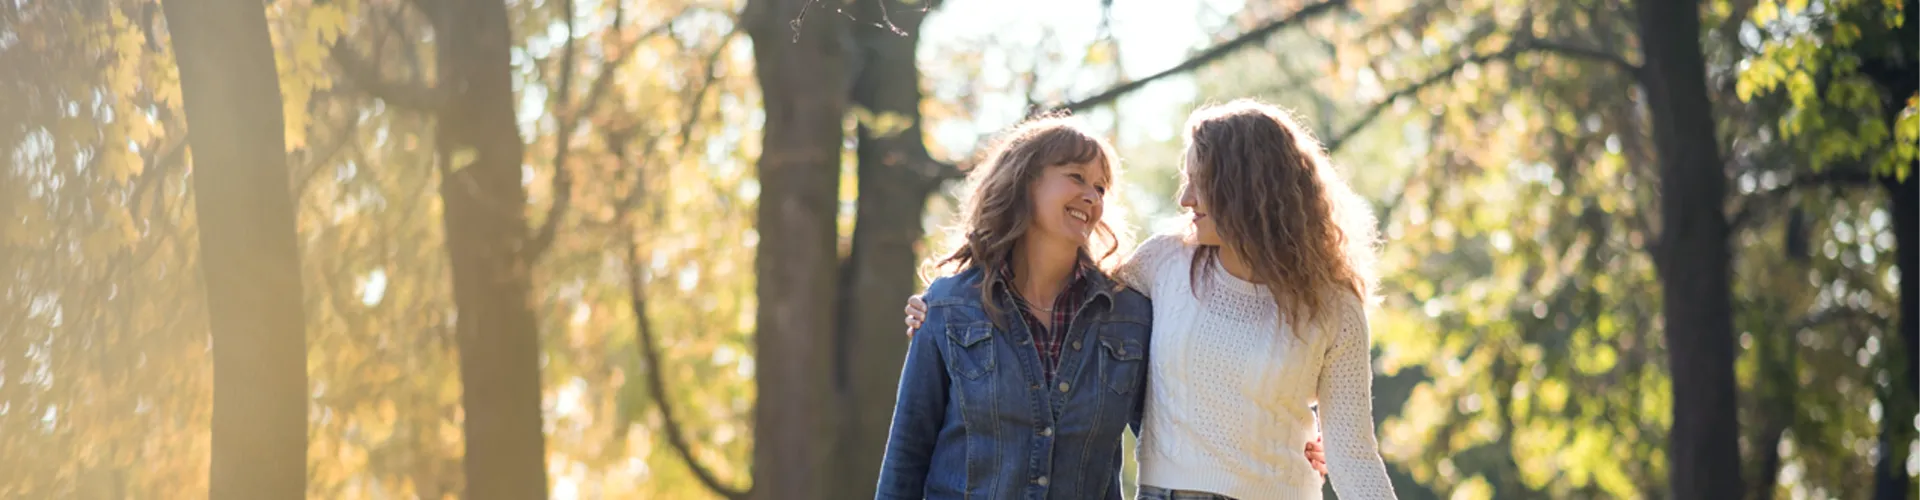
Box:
[1729,0,1917,494]
[429,0,551,495]
[743,0,850,498]
[833,1,954,497]
[336,0,554,494]
[1634,0,1744,497]
[159,0,310,496]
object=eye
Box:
[1095,185,1108,196]
[1068,173,1086,184]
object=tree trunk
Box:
[833,2,944,497]
[1876,171,1917,500]
[431,1,549,497]
[745,1,850,498]
[160,0,309,497]
[1866,2,1917,497]
[1634,1,1745,498]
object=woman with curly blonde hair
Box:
[907,99,1394,500]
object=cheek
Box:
[1032,179,1074,206]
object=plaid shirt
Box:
[996,259,1093,382]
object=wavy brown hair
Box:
[1182,99,1379,337]
[934,115,1125,324]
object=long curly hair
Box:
[934,115,1126,324]
[1182,99,1380,337]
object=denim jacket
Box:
[876,266,1153,500]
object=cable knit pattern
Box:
[1118,235,1396,500]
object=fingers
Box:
[902,294,928,339]
[1306,438,1328,476]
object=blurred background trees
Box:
[0,0,1911,497]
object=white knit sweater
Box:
[1118,235,1396,500]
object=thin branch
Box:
[330,41,445,112]
[580,12,690,119]
[1794,304,1890,332]
[1729,167,1878,229]
[292,109,360,197]
[1053,0,1349,114]
[615,29,742,215]
[527,0,581,261]
[527,10,694,259]
[1325,38,1640,153]
[1326,47,1516,153]
[1526,38,1642,77]
[622,240,752,500]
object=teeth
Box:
[1068,209,1090,222]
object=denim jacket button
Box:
[1040,426,1053,437]
[1072,340,1082,349]
[1057,382,1070,392]
[1035,476,1049,486]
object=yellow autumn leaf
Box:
[449,147,479,172]
[99,142,141,183]
[283,79,311,151]
[1753,0,1778,24]
[311,5,347,45]
[82,226,124,258]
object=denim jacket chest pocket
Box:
[1095,319,1149,395]
[945,321,995,380]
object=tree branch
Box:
[614,29,742,215]
[1794,304,1890,332]
[1729,167,1878,230]
[527,0,581,261]
[1527,38,1642,77]
[528,10,695,260]
[1325,38,1639,153]
[330,41,445,112]
[622,241,752,500]
[1052,0,1349,114]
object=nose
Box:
[1177,183,1197,209]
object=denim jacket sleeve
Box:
[875,295,950,499]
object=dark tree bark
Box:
[1866,5,1918,499]
[429,0,550,497]
[744,1,851,498]
[1875,166,1917,500]
[832,2,948,497]
[1633,1,1745,498]
[159,0,310,497]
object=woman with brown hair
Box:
[875,115,1156,500]
[906,99,1394,499]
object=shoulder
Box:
[1131,234,1193,263]
[1110,285,1151,310]
[924,266,986,307]
[1106,287,1153,325]
[1314,289,1371,341]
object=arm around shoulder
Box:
[1115,234,1186,297]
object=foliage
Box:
[0,0,1907,497]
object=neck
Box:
[1217,244,1259,284]
[1011,236,1079,304]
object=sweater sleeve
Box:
[1114,234,1182,298]
[1315,299,1398,499]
